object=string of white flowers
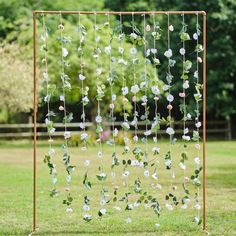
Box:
[164,12,176,211]
[94,13,107,218]
[151,14,161,227]
[107,13,118,179]
[194,12,201,224]
[42,13,58,197]
[130,12,139,146]
[59,12,74,213]
[78,13,89,150]
[143,13,149,164]
[179,13,191,210]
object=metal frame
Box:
[33,10,207,232]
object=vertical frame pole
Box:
[33,11,37,232]
[202,12,207,230]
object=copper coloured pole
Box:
[33,12,37,232]
[33,10,206,15]
[202,13,207,231]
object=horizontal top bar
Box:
[33,10,206,15]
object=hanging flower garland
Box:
[106,13,120,179]
[94,13,108,219]
[58,13,75,213]
[41,13,58,197]
[78,13,89,150]
[164,13,178,211]
[179,13,191,209]
[192,12,203,225]
[76,13,92,222]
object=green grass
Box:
[0,140,236,235]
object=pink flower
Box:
[101,130,110,141]
[179,92,186,98]
[59,106,64,111]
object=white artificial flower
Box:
[100,199,106,206]
[96,36,100,42]
[197,57,202,63]
[144,130,151,136]
[165,203,173,211]
[130,32,137,39]
[82,205,90,212]
[164,49,172,58]
[62,48,68,57]
[167,94,174,102]
[166,127,175,135]
[183,198,190,205]
[48,148,55,157]
[84,160,90,167]
[59,106,64,111]
[104,45,111,54]
[118,47,124,54]
[113,128,118,137]
[179,48,186,55]
[112,94,116,101]
[122,122,130,130]
[155,223,160,228]
[133,202,140,207]
[82,96,89,104]
[168,25,174,31]
[156,183,162,189]
[151,86,160,95]
[43,72,49,81]
[79,74,86,81]
[123,170,130,177]
[193,33,198,40]
[184,128,189,134]
[130,47,137,55]
[64,131,71,139]
[146,24,151,31]
[52,177,57,184]
[131,84,140,94]
[187,113,192,120]
[181,204,188,209]
[133,135,138,142]
[81,132,88,141]
[151,48,157,54]
[163,84,170,91]
[179,162,186,170]
[125,217,132,223]
[194,157,200,165]
[79,122,85,129]
[96,68,102,75]
[194,216,200,223]
[66,175,71,183]
[131,160,139,166]
[141,95,147,103]
[194,71,198,78]
[195,143,201,150]
[195,121,201,128]
[83,214,92,221]
[144,170,150,177]
[194,203,201,210]
[153,137,157,143]
[153,58,160,64]
[66,207,73,213]
[95,115,102,123]
[60,95,65,101]
[182,135,191,141]
[100,208,107,215]
[98,151,103,158]
[183,80,189,89]
[146,49,150,57]
[122,86,129,95]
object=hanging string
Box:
[143,13,149,163]
[94,13,107,218]
[78,12,88,151]
[194,12,201,223]
[59,12,73,213]
[42,13,58,197]
[164,12,176,211]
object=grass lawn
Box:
[0,140,235,235]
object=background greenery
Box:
[0,0,235,136]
